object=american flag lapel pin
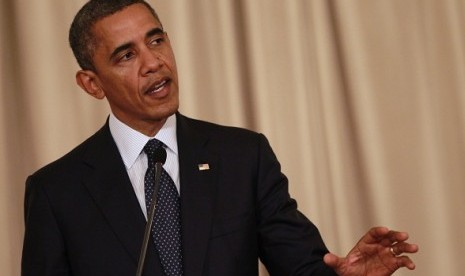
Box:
[198,163,210,171]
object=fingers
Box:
[323,253,341,269]
[388,239,419,271]
[395,255,417,270]
[390,241,419,255]
[364,226,410,245]
[387,230,409,244]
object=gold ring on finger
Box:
[390,247,399,256]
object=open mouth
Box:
[146,78,170,95]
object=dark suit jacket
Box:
[22,113,337,276]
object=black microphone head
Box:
[154,147,167,164]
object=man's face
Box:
[86,3,179,135]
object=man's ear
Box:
[75,70,105,99]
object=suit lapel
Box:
[80,116,217,275]
[80,124,148,265]
[177,114,218,276]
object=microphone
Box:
[136,147,167,276]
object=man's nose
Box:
[140,48,162,75]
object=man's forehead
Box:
[91,4,161,45]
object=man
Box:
[22,0,418,275]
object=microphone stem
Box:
[136,162,163,276]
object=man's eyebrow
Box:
[146,27,164,38]
[109,42,134,62]
[109,27,165,62]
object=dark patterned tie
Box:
[144,139,183,276]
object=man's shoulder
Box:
[178,113,262,141]
[177,114,272,160]
[29,123,110,182]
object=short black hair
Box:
[69,0,161,71]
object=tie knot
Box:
[143,139,163,156]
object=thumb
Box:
[323,252,340,268]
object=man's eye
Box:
[120,52,134,61]
[150,37,165,45]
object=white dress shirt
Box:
[109,113,179,219]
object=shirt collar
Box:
[109,113,178,169]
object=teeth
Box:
[153,80,167,92]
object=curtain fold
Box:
[1,1,464,275]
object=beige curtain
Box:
[1,0,464,275]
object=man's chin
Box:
[153,103,179,120]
